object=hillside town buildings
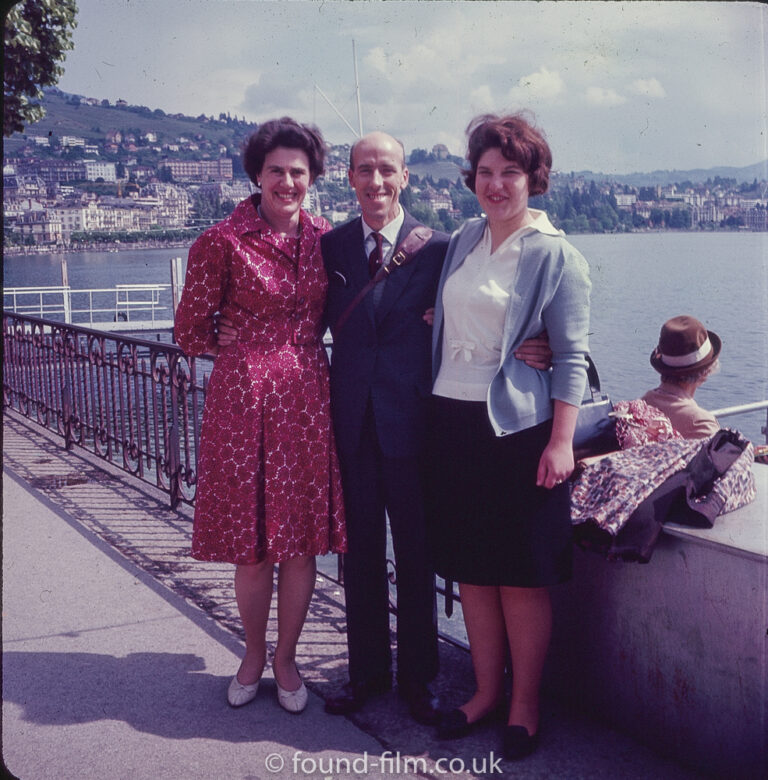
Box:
[157,158,233,183]
[3,96,767,249]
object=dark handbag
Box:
[573,355,618,459]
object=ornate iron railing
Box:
[6,310,763,649]
[3,311,204,508]
[3,310,448,632]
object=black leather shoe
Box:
[436,703,504,739]
[436,708,472,739]
[398,682,440,725]
[502,725,540,760]
[324,676,392,716]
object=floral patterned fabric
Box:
[570,438,703,536]
[571,430,755,539]
[613,398,683,449]
[175,197,346,564]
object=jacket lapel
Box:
[340,218,377,326]
[375,210,422,324]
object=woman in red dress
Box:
[175,118,346,714]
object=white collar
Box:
[484,209,563,255]
[362,207,405,247]
[525,209,563,237]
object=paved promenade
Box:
[2,412,700,780]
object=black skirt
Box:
[424,396,572,587]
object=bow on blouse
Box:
[448,339,476,362]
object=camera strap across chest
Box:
[333,225,434,333]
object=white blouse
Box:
[433,210,559,401]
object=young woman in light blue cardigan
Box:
[427,113,591,760]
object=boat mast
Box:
[313,84,359,138]
[313,39,363,139]
[352,39,363,137]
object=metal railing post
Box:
[166,352,183,510]
[170,256,183,316]
[711,401,768,445]
[60,258,72,324]
[61,374,74,451]
[166,418,181,510]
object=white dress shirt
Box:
[361,208,405,306]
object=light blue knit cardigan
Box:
[431,216,592,436]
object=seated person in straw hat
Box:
[641,315,721,440]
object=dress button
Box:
[298,296,306,305]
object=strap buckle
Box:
[387,249,408,270]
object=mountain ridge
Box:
[5,89,767,187]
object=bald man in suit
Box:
[321,132,448,723]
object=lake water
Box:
[4,231,767,442]
[567,232,767,445]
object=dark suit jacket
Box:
[322,211,449,459]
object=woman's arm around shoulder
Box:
[305,211,333,237]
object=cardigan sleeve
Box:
[174,228,229,356]
[542,244,591,406]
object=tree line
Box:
[388,176,695,234]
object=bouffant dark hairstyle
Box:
[462,112,552,196]
[242,117,326,185]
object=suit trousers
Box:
[339,400,438,687]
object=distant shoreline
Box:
[3,227,755,257]
[3,240,196,257]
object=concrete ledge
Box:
[547,469,768,779]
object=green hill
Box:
[4,89,255,155]
[5,89,766,189]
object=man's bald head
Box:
[349,132,406,170]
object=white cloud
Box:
[365,43,444,89]
[54,0,767,174]
[630,78,667,98]
[196,68,263,113]
[507,67,565,105]
[469,85,495,113]
[366,47,390,77]
[585,86,628,107]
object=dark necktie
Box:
[368,232,384,278]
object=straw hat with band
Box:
[650,315,721,376]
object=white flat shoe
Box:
[227,675,260,708]
[276,679,308,714]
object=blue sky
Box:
[55,0,767,175]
